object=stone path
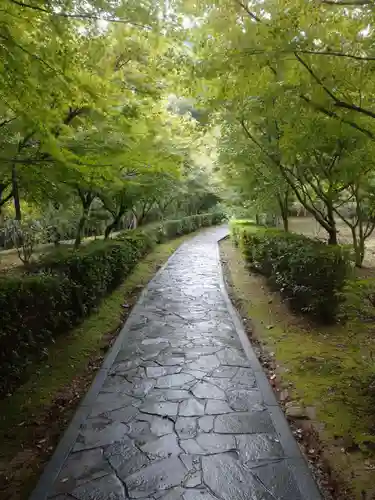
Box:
[31,227,321,500]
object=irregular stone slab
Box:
[53,449,111,494]
[186,355,220,372]
[146,366,167,378]
[158,486,186,500]
[184,347,222,359]
[202,453,274,500]
[236,434,284,462]
[176,417,197,439]
[126,420,154,443]
[179,454,201,473]
[252,461,304,499]
[231,368,256,388]
[105,439,149,479]
[140,402,179,418]
[110,359,142,374]
[184,471,202,487]
[180,439,205,455]
[196,433,236,454]
[140,434,181,460]
[160,357,186,366]
[89,392,138,417]
[210,366,239,378]
[150,415,175,436]
[156,374,195,389]
[71,473,126,500]
[191,382,226,400]
[179,399,205,417]
[227,390,264,412]
[182,369,207,380]
[214,412,275,434]
[126,456,187,498]
[128,379,155,398]
[205,400,233,415]
[73,420,128,451]
[142,337,170,345]
[216,348,251,367]
[183,491,218,500]
[162,389,191,401]
[198,416,214,433]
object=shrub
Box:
[0,211,224,398]
[339,278,375,322]
[233,225,350,322]
[0,274,76,396]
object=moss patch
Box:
[220,237,375,500]
[0,232,193,500]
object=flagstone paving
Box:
[31,227,322,500]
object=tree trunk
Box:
[255,214,260,225]
[74,209,88,249]
[104,212,122,239]
[74,191,94,249]
[326,201,337,244]
[12,164,21,220]
[327,228,338,245]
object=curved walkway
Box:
[31,227,321,500]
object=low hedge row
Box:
[232,224,350,322]
[0,212,224,397]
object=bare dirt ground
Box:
[289,216,375,273]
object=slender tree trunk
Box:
[74,191,94,249]
[326,200,337,244]
[255,213,260,225]
[277,192,289,232]
[74,208,89,249]
[12,164,21,221]
[104,211,123,239]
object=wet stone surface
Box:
[43,227,320,500]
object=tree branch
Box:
[296,52,375,120]
[236,0,262,22]
[7,0,150,27]
[300,94,375,139]
[295,49,375,62]
[321,0,374,5]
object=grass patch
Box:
[0,232,194,500]
[220,237,375,500]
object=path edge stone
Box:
[216,234,322,500]
[28,243,188,500]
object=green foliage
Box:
[232,223,350,322]
[339,279,375,323]
[0,212,223,398]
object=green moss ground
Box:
[220,237,375,500]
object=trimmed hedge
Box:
[0,212,225,397]
[232,224,350,322]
